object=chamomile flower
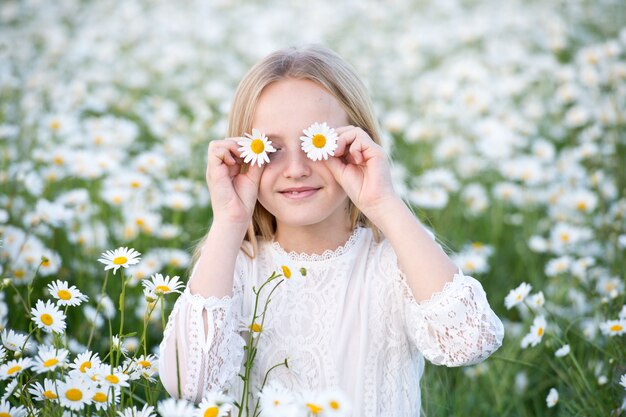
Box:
[619,374,626,390]
[600,319,626,336]
[554,344,570,358]
[0,400,26,417]
[30,299,66,334]
[258,381,297,416]
[195,392,233,417]
[28,378,60,401]
[237,129,276,167]
[47,280,88,306]
[1,329,31,352]
[97,364,130,389]
[32,345,69,374]
[157,397,197,417]
[98,247,141,275]
[319,389,351,416]
[117,404,156,417]
[92,386,120,411]
[546,387,558,408]
[504,282,532,309]
[0,357,33,380]
[69,351,102,376]
[57,376,95,411]
[127,354,159,381]
[0,346,5,363]
[142,273,184,296]
[521,315,547,348]
[300,122,338,161]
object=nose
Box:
[283,146,311,179]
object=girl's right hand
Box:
[206,138,263,225]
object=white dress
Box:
[159,227,504,416]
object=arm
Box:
[328,126,503,365]
[159,138,262,400]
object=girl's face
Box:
[252,78,351,233]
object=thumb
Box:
[245,162,265,184]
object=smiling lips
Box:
[279,186,321,199]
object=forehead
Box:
[252,78,349,138]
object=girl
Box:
[159,45,504,416]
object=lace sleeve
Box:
[399,269,504,366]
[379,240,504,367]
[158,264,246,402]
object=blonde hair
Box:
[195,45,383,262]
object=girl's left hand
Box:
[324,125,399,218]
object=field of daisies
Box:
[1,0,625,416]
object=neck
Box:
[274,222,353,255]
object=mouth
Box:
[278,186,321,199]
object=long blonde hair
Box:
[196,45,383,262]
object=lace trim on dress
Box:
[270,227,363,262]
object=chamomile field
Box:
[0,0,625,416]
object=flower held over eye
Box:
[300,122,338,161]
[238,129,276,167]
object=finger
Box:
[324,155,345,182]
[335,129,358,157]
[333,125,355,134]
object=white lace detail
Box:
[269,227,363,262]
[398,268,504,367]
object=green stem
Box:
[87,270,110,349]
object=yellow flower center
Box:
[330,400,340,409]
[58,289,72,300]
[610,324,623,332]
[113,256,127,265]
[41,313,54,326]
[79,361,92,372]
[106,374,120,384]
[281,265,292,278]
[7,365,21,375]
[53,156,64,165]
[136,218,145,226]
[131,181,141,188]
[312,134,326,148]
[576,201,587,211]
[66,388,83,401]
[44,358,59,368]
[41,260,50,267]
[515,294,522,301]
[14,269,25,278]
[465,260,475,270]
[50,120,61,130]
[273,400,280,406]
[93,392,107,403]
[537,327,544,337]
[0,412,11,417]
[560,233,570,242]
[249,322,263,332]
[155,285,171,293]
[137,360,152,368]
[306,403,323,414]
[43,390,58,399]
[250,139,265,154]
[204,407,219,417]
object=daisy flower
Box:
[92,386,120,411]
[600,319,626,336]
[30,299,67,334]
[319,389,351,416]
[98,247,141,275]
[128,354,159,381]
[57,376,95,411]
[0,400,26,417]
[619,374,626,390]
[68,351,101,376]
[258,381,296,416]
[520,315,547,348]
[157,397,197,417]
[0,357,33,380]
[95,364,130,389]
[142,273,184,296]
[237,128,276,167]
[0,346,5,363]
[47,280,88,307]
[300,122,338,161]
[195,392,233,417]
[28,378,60,401]
[546,387,558,408]
[554,344,570,358]
[504,282,532,310]
[117,404,156,417]
[32,345,69,374]
[1,329,31,352]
